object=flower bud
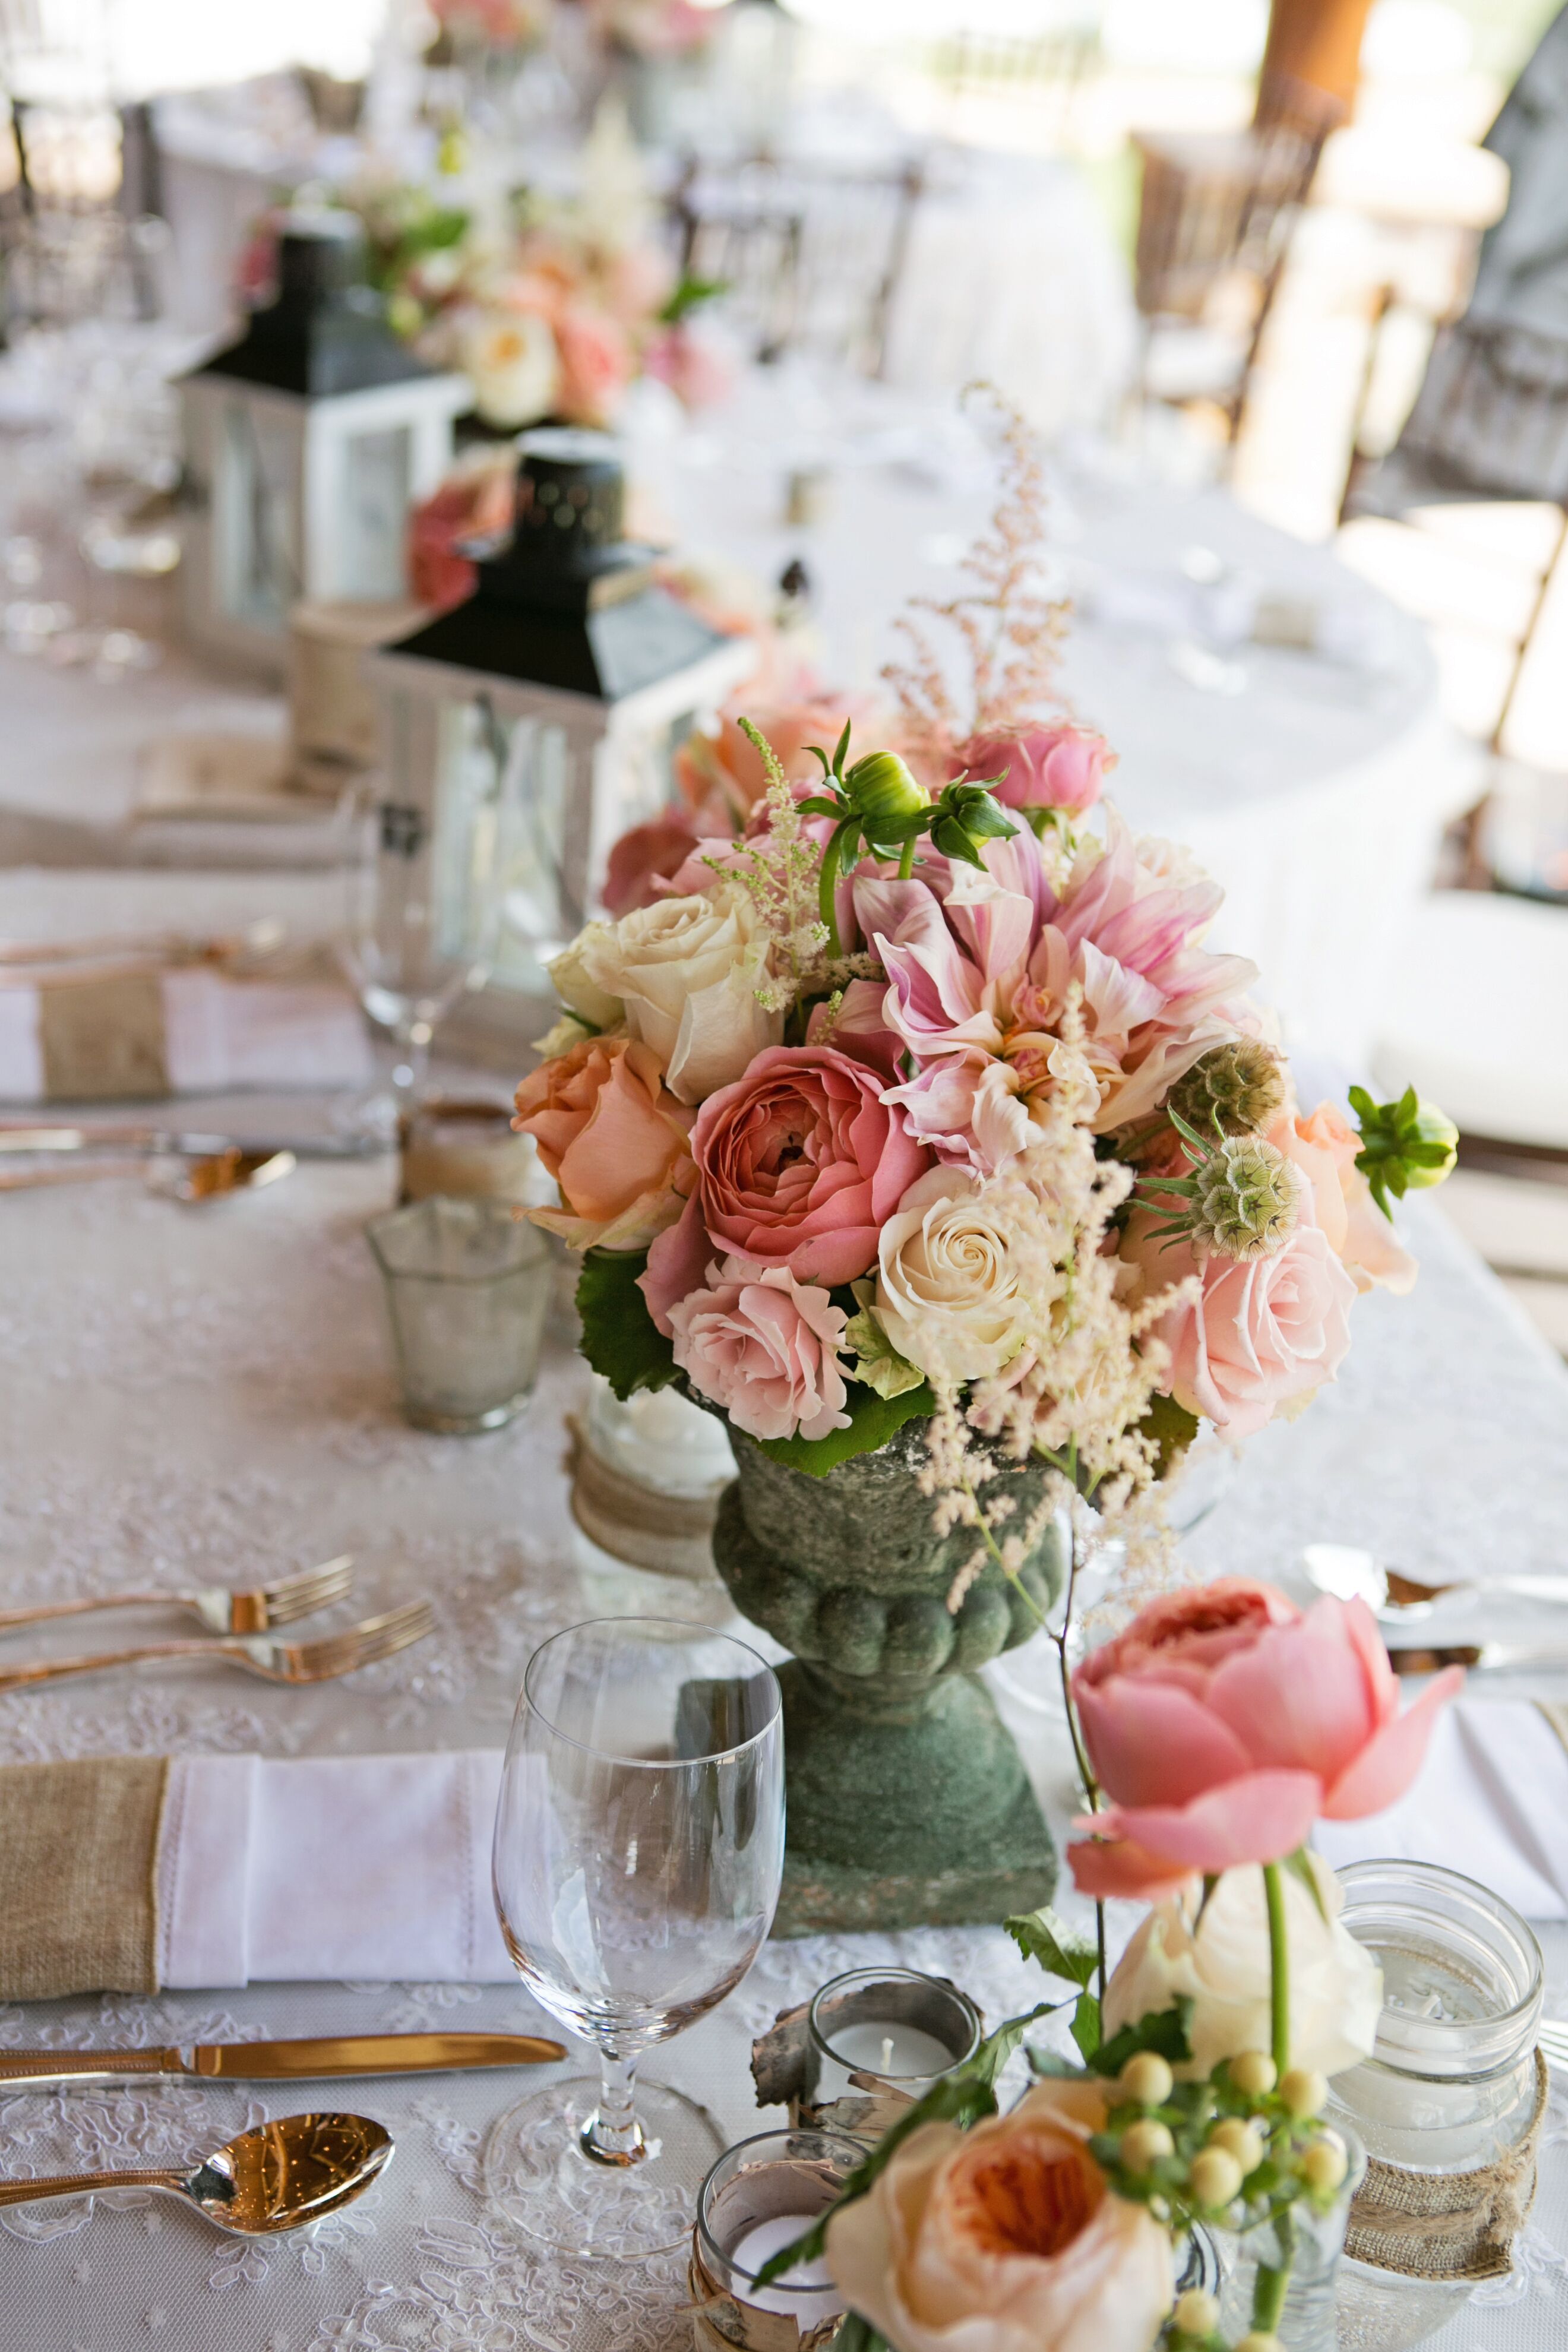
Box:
[1301,2133,1348,2193]
[1280,2066,1328,2120]
[844,750,927,826]
[1187,2146,1244,2208]
[1118,2051,1174,2108]
[1230,2051,1276,2097]
[1402,1100,1458,1189]
[1172,2287,1221,2339]
[1208,2117,1264,2176]
[1120,2118,1175,2174]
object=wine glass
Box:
[488,1617,785,2259]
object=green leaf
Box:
[836,2319,894,2352]
[574,1249,678,1401]
[1069,1990,1102,2062]
[1284,1845,1330,1927]
[754,1376,934,1476]
[844,1290,926,1400]
[1090,1999,1194,2079]
[1006,1905,1098,1990]
[1133,1392,1201,1480]
[1026,2046,1089,2078]
[969,2000,1063,2088]
[657,270,726,323]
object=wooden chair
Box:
[671,152,924,378]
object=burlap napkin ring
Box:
[37,970,169,1101]
[686,2250,845,2352]
[1345,2049,1551,2283]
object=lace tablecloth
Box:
[1,1160,1566,2350]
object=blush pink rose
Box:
[1271,1102,1418,1297]
[555,306,633,427]
[640,1044,931,1329]
[957,723,1114,815]
[668,1256,852,1441]
[1067,1579,1463,1899]
[601,813,702,917]
[1122,1206,1357,1439]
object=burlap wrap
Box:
[0,1755,167,1999]
[568,1421,725,1578]
[685,2250,845,2352]
[39,970,168,1101]
[1345,2050,1550,2281]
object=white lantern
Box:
[179,211,469,676]
[366,429,754,1055]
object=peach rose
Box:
[675,697,881,832]
[554,305,633,427]
[668,1255,851,1441]
[826,2077,1173,2352]
[1272,1102,1417,1295]
[513,1036,693,1251]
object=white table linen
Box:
[0,1094,1564,2345]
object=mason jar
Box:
[1325,1859,1544,2351]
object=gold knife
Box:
[0,2032,565,2087]
[1386,1641,1568,1676]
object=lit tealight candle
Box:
[693,2129,864,2350]
[804,1969,982,2116]
[818,2018,960,2101]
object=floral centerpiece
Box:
[751,1575,1464,2352]
[511,392,1458,1929]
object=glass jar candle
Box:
[692,2127,863,2349]
[1326,1859,1544,2352]
[570,1374,738,1622]
[805,1969,981,2111]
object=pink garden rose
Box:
[1121,1202,1358,1439]
[1068,1579,1463,1900]
[554,305,633,427]
[957,723,1113,816]
[668,1256,851,1441]
[601,813,702,917]
[640,1045,931,1329]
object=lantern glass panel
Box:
[341,422,414,600]
[219,397,298,626]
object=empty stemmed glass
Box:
[488,1617,785,2258]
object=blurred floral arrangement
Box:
[574,0,722,59]
[423,0,554,63]
[751,1575,1462,2352]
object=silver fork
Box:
[0,1601,434,1692]
[0,1556,355,1637]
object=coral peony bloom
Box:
[958,723,1113,816]
[554,305,633,427]
[1104,1852,1382,2082]
[675,697,878,833]
[640,1045,931,1327]
[826,2076,1173,2352]
[1066,1578,1463,1896]
[513,1036,693,1251]
[1272,1102,1418,1296]
[668,1256,852,1442]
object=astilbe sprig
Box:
[714,719,832,1015]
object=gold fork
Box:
[0,1601,435,1692]
[0,1556,355,1637]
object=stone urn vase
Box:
[711,1417,1065,1936]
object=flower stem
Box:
[1263,1857,1290,2076]
[818,821,847,957]
[897,836,916,880]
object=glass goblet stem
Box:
[583,2050,644,2167]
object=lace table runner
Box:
[0,1165,1564,2349]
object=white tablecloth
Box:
[0,1015,1564,2349]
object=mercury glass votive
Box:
[1326,1859,1544,2352]
[805,1969,981,2112]
[366,1196,551,1433]
[692,2127,862,2350]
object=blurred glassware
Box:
[366,1195,552,1433]
[488,1617,785,2257]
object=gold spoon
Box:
[0,2112,392,2233]
[0,1146,296,1204]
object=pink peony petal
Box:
[1205,1622,1376,1785]
[1074,1678,1255,1809]
[1082,1769,1323,1872]
[640,1192,711,1334]
[1329,1592,1402,1731]
[1067,1834,1201,1902]
[1320,1667,1465,1820]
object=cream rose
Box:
[873,1168,1029,1384]
[461,309,560,430]
[545,925,625,1032]
[1103,1852,1382,2082]
[579,885,782,1105]
[826,2076,1174,2352]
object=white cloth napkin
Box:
[0,967,373,1101]
[155,1751,511,1987]
[1316,1700,1568,1921]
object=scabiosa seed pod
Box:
[1169,1039,1286,1137]
[1193,1136,1300,1259]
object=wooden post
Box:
[1256,0,1375,122]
